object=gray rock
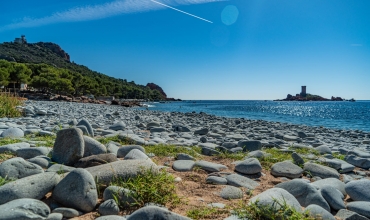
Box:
[226,174,259,190]
[86,160,158,184]
[75,154,118,168]
[126,205,191,220]
[172,160,195,172]
[305,204,335,220]
[316,145,332,154]
[0,127,24,138]
[291,152,305,165]
[320,185,345,210]
[275,179,330,211]
[348,149,370,158]
[117,145,145,158]
[77,119,94,137]
[53,168,98,212]
[345,179,370,202]
[28,156,52,169]
[109,121,126,131]
[347,201,370,218]
[194,128,209,135]
[76,125,90,136]
[0,198,50,219]
[47,164,75,174]
[0,157,44,179]
[176,153,195,160]
[303,162,340,179]
[0,142,30,154]
[99,199,120,216]
[235,158,262,175]
[103,186,136,207]
[345,155,370,169]
[271,161,303,179]
[147,121,160,129]
[247,150,265,158]
[249,188,301,213]
[150,127,167,133]
[16,147,51,159]
[283,135,300,142]
[52,128,84,166]
[206,176,227,185]
[220,186,243,199]
[107,143,119,155]
[311,178,347,196]
[335,209,369,220]
[0,172,60,205]
[298,131,307,138]
[238,140,262,152]
[195,160,227,172]
[96,216,127,220]
[124,149,149,160]
[52,207,82,218]
[47,213,63,220]
[201,146,220,156]
[83,136,107,157]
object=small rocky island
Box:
[275,86,355,102]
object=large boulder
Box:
[320,185,345,210]
[109,121,126,131]
[0,172,60,205]
[77,119,94,137]
[0,157,44,179]
[235,158,262,175]
[83,136,107,157]
[52,128,84,166]
[271,161,303,179]
[16,147,51,159]
[345,179,370,202]
[53,168,98,212]
[238,140,262,152]
[305,204,335,220]
[226,174,259,190]
[0,127,24,138]
[311,178,347,196]
[303,162,340,179]
[117,145,145,158]
[0,198,50,219]
[347,202,370,218]
[345,155,370,169]
[0,142,30,154]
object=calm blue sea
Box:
[140,100,370,132]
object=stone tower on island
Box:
[300,86,307,97]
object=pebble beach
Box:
[1,100,370,219]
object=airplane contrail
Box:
[150,0,213,23]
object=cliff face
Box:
[146,83,167,99]
[36,42,70,61]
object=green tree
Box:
[9,63,31,91]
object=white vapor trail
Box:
[150,0,212,23]
[0,0,221,31]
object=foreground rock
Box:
[126,205,191,220]
[303,162,340,179]
[270,161,303,179]
[52,128,84,166]
[0,157,44,179]
[0,198,50,219]
[345,179,370,202]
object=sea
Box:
[140,100,370,132]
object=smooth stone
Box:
[83,135,107,157]
[235,158,262,175]
[347,201,370,218]
[0,198,50,219]
[47,213,63,220]
[96,216,127,220]
[172,160,195,172]
[345,179,370,202]
[220,186,243,199]
[28,156,52,169]
[206,176,227,185]
[109,121,126,131]
[226,174,259,190]
[311,178,347,196]
[201,146,220,156]
[0,127,24,138]
[0,142,30,154]
[348,149,370,158]
[275,179,330,211]
[198,143,218,149]
[194,128,209,135]
[150,127,167,133]
[52,128,84,166]
[0,172,60,205]
[176,153,195,160]
[103,186,136,207]
[0,157,44,179]
[271,161,303,179]
[77,119,94,137]
[53,168,98,212]
[99,199,120,216]
[106,143,119,155]
[76,125,89,136]
[52,207,82,218]
[16,147,51,159]
[247,150,265,158]
[46,164,75,174]
[320,185,345,210]
[195,160,227,172]
[124,149,149,160]
[345,155,370,169]
[291,152,305,165]
[126,205,191,220]
[283,135,300,141]
[335,209,369,220]
[249,188,302,213]
[146,121,160,129]
[117,145,145,158]
[316,145,332,154]
[303,162,340,179]
[86,159,158,184]
[75,154,118,168]
[305,204,335,220]
[238,140,262,152]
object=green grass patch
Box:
[332,153,346,160]
[110,168,181,208]
[233,199,317,220]
[0,92,24,118]
[28,134,56,147]
[216,151,248,161]
[145,144,201,158]
[0,176,13,187]
[258,148,293,170]
[187,206,230,219]
[0,152,15,162]
[97,135,132,145]
[0,138,22,146]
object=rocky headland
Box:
[0,101,370,219]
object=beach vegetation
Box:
[145,144,201,158]
[0,176,13,187]
[186,206,229,219]
[0,92,24,118]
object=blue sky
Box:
[0,0,369,100]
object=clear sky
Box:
[0,0,369,100]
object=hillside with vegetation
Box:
[0,41,168,100]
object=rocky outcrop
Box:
[35,42,70,61]
[146,83,167,99]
